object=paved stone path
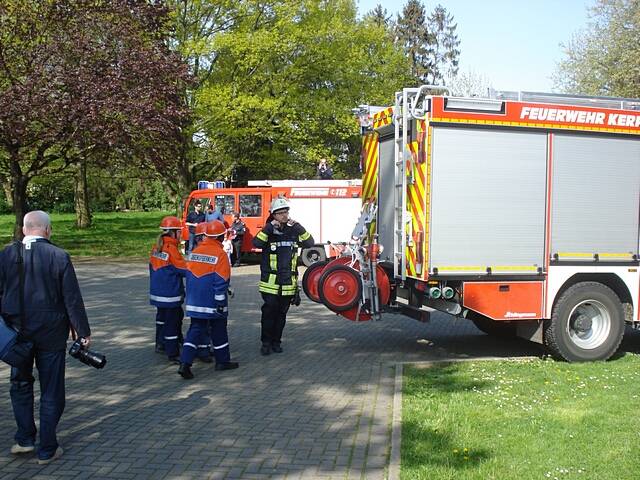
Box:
[3,261,612,479]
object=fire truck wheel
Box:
[318,265,362,312]
[544,282,624,362]
[467,311,517,338]
[301,260,329,303]
[301,247,327,267]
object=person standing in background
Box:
[229,213,246,267]
[317,159,333,180]
[149,216,186,362]
[185,201,205,254]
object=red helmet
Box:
[159,216,181,230]
[204,220,226,237]
[195,222,208,236]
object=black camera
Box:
[69,339,107,369]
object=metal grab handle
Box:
[410,84,451,119]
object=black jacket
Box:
[252,221,314,294]
[0,239,91,350]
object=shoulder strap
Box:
[14,241,25,332]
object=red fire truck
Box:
[181,179,362,266]
[303,86,640,362]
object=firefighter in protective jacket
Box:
[178,220,239,379]
[149,216,186,362]
[252,197,314,355]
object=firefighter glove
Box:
[290,291,301,306]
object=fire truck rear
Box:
[303,85,640,362]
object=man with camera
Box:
[252,197,314,355]
[0,211,92,464]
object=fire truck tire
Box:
[467,311,517,338]
[318,265,362,312]
[544,282,624,362]
[301,247,327,267]
[301,260,329,303]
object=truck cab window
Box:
[214,195,235,213]
[240,195,262,217]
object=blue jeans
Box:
[10,349,66,459]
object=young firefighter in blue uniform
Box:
[179,220,239,379]
[252,197,314,355]
[149,216,187,363]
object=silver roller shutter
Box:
[551,134,640,260]
[429,126,547,274]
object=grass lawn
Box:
[402,356,640,480]
[0,211,171,258]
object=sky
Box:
[355,0,595,93]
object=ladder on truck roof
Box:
[489,89,640,111]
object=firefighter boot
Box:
[215,361,239,371]
[260,343,271,356]
[178,363,194,380]
[271,343,283,353]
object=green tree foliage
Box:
[193,0,412,181]
[365,4,393,29]
[395,0,460,86]
[395,0,432,84]
[554,0,640,97]
[0,0,190,237]
[165,0,245,198]
[427,5,460,84]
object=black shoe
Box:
[215,361,239,371]
[178,363,194,379]
[271,344,283,353]
[260,344,271,356]
[168,356,180,364]
[198,356,213,364]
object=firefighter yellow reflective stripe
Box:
[258,281,297,295]
[257,231,268,241]
[259,282,280,294]
[299,231,311,242]
[269,254,277,272]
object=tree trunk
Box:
[74,158,92,228]
[0,173,13,208]
[8,150,28,240]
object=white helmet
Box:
[270,196,290,213]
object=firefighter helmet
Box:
[159,216,181,230]
[270,197,290,213]
[204,220,226,237]
[195,222,207,236]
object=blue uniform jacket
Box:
[0,239,91,351]
[185,238,230,320]
[149,236,187,308]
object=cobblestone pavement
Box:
[2,261,638,479]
